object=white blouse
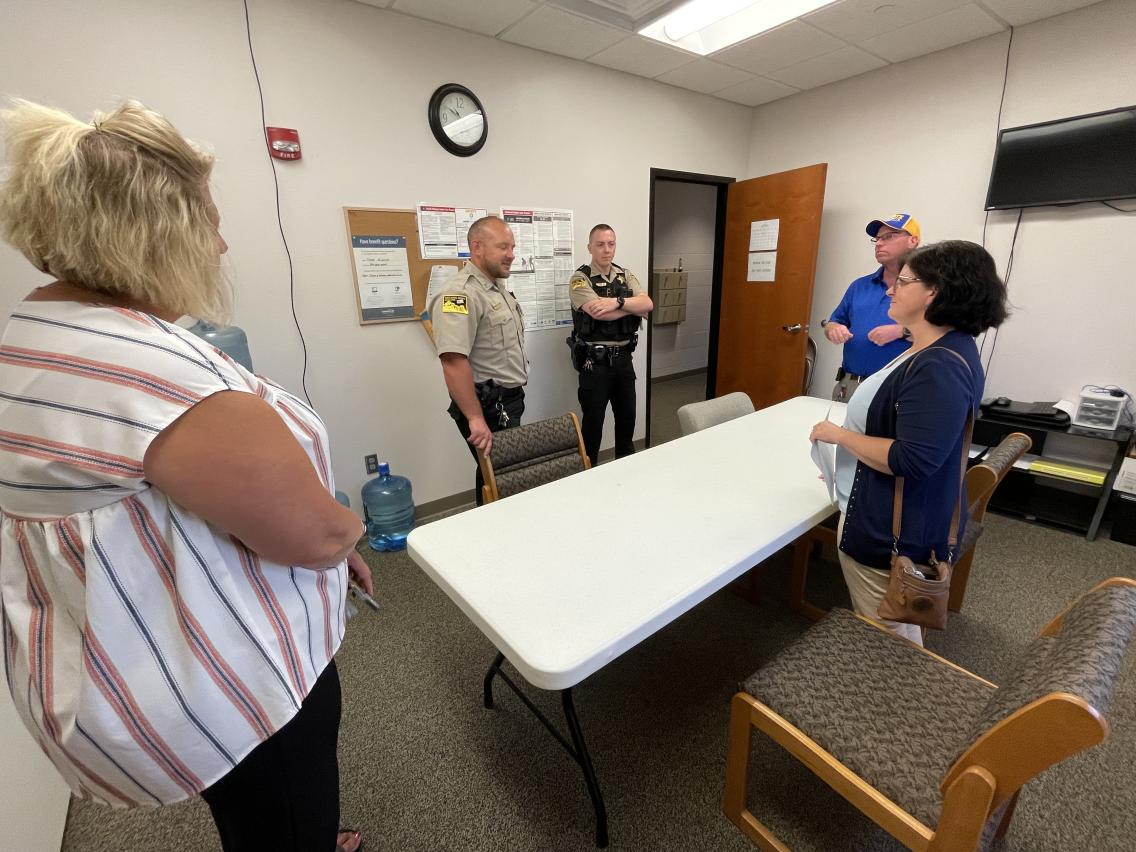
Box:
[0,301,346,806]
[834,350,913,513]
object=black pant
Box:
[577,347,636,466]
[202,660,342,852]
[449,389,525,505]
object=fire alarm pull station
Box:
[266,127,301,160]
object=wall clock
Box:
[428,83,488,157]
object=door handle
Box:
[781,323,808,333]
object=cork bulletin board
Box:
[343,207,462,337]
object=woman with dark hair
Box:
[810,240,1008,644]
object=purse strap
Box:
[891,346,976,561]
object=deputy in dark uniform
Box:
[568,223,653,466]
[430,216,527,504]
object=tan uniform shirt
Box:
[430,261,528,387]
[568,264,645,345]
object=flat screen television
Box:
[984,105,1136,210]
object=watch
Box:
[428,83,488,157]
[820,319,830,327]
[617,296,625,309]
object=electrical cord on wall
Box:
[978,26,1015,368]
[1101,200,1136,214]
[983,207,1023,377]
[242,0,313,407]
[982,26,1014,249]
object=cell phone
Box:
[349,581,380,612]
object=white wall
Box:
[650,180,716,378]
[746,0,1136,407]
[0,0,753,508]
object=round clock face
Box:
[428,84,487,157]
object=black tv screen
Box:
[984,105,1136,210]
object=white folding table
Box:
[407,395,843,846]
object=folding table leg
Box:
[480,653,610,847]
[483,651,505,708]
[563,688,609,848]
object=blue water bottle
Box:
[188,319,255,372]
[361,463,416,552]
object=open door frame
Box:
[645,167,735,449]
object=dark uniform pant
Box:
[577,347,635,466]
[448,387,525,505]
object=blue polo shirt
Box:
[829,267,910,377]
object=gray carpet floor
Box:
[61,512,1136,851]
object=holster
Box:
[474,379,503,406]
[567,334,588,372]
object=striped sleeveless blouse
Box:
[0,300,347,806]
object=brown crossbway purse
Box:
[877,350,974,631]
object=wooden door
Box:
[715,164,827,410]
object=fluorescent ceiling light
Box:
[640,0,838,56]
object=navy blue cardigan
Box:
[839,330,985,569]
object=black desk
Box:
[974,415,1133,541]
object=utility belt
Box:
[835,367,865,382]
[567,333,637,372]
[474,379,524,404]
[446,380,524,430]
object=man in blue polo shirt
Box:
[822,213,920,401]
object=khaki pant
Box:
[836,515,923,646]
[831,374,864,402]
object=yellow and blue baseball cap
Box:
[866,213,921,240]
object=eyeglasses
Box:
[894,274,923,287]
[870,231,909,243]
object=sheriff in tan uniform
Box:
[430,216,527,504]
[568,223,652,465]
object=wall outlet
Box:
[364,454,379,474]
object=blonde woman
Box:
[0,100,368,852]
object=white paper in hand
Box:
[810,404,837,505]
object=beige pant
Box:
[836,515,923,646]
[831,374,864,402]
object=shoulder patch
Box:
[571,280,591,290]
[441,294,469,314]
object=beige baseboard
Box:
[651,367,707,384]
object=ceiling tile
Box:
[588,36,695,77]
[654,59,754,94]
[713,76,801,107]
[542,0,684,29]
[978,0,1106,27]
[390,0,536,36]
[804,0,973,43]
[766,45,887,90]
[713,21,847,75]
[860,4,1004,63]
[498,5,630,60]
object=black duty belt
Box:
[836,368,865,382]
[584,342,630,357]
[496,385,525,400]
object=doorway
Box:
[645,169,734,448]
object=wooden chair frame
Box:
[724,578,1134,851]
[947,432,1031,611]
[476,411,590,504]
[789,432,1032,620]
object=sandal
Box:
[336,828,363,852]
